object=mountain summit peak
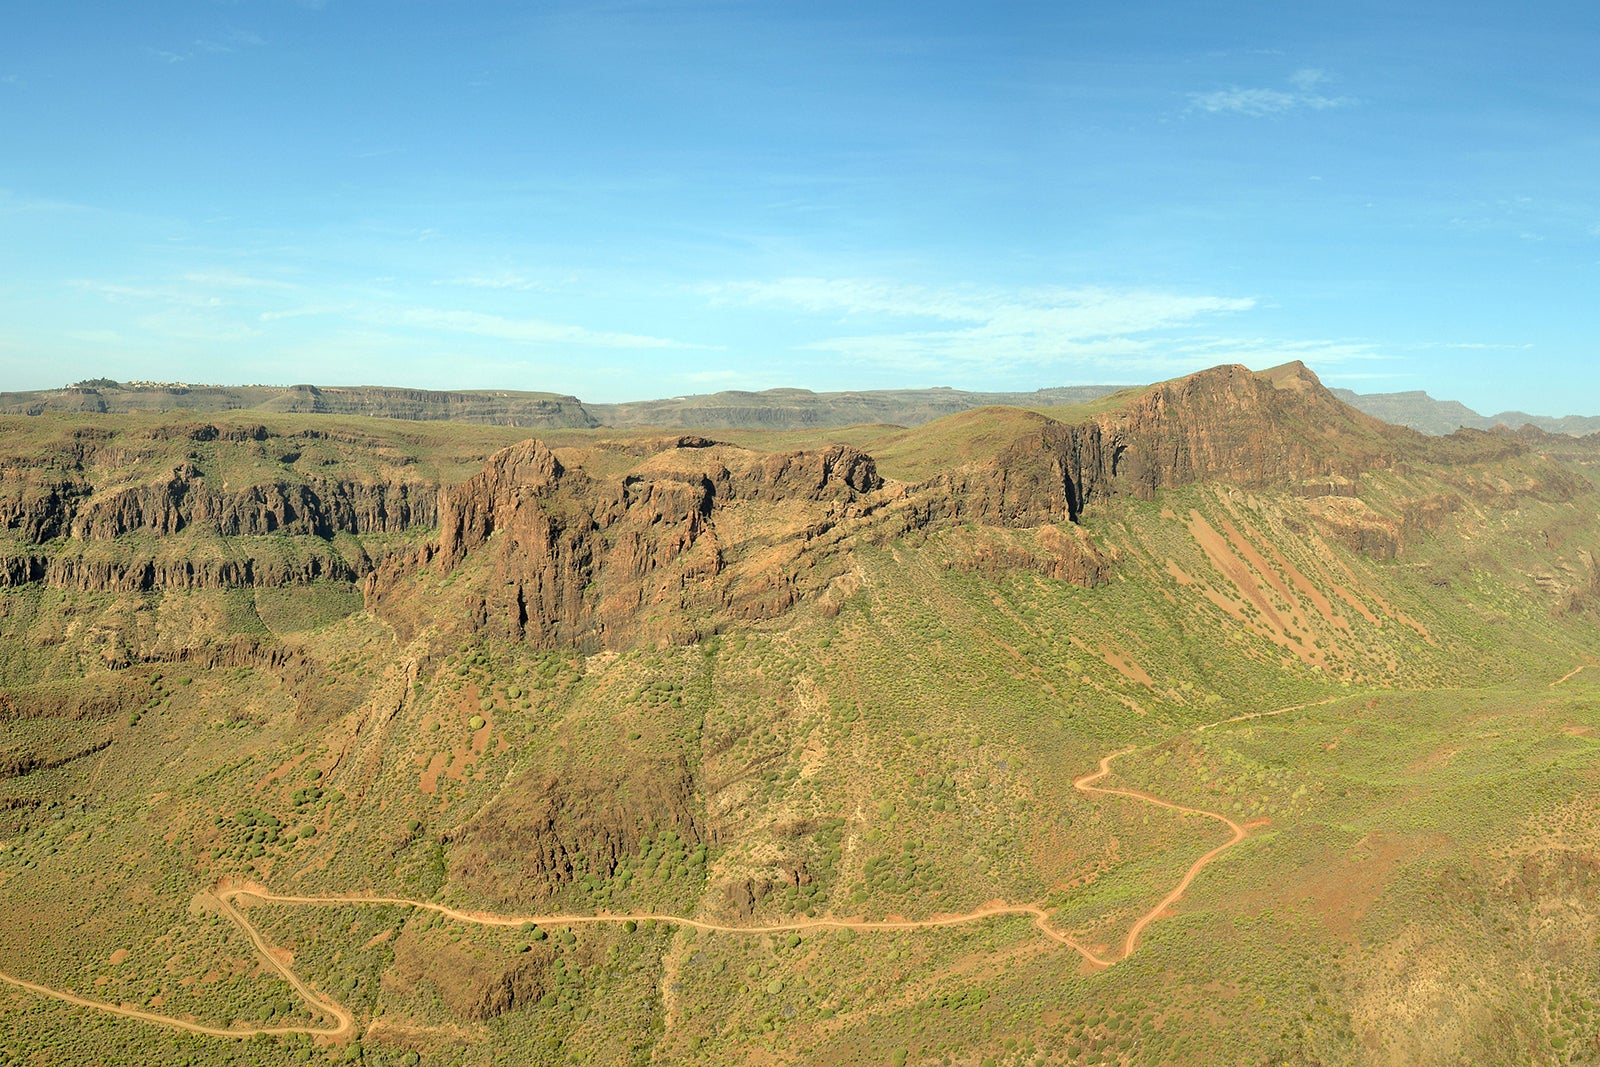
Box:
[1256,360,1320,392]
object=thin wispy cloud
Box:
[180,270,299,292]
[145,30,265,64]
[69,279,225,308]
[1189,68,1355,116]
[398,308,703,350]
[442,272,546,292]
[258,304,351,323]
[707,278,1256,372]
[1174,335,1390,366]
[1289,68,1327,92]
[0,189,86,215]
[701,278,992,321]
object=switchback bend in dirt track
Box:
[0,694,1349,1042]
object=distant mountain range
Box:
[2,377,1595,436]
[1328,388,1600,437]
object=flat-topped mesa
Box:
[0,381,599,427]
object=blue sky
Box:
[2,1,1597,414]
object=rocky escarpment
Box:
[925,362,1406,529]
[2,465,435,545]
[366,436,889,649]
[0,467,424,591]
[443,754,704,906]
[66,472,434,540]
[6,361,1561,614]
[365,362,1575,653]
[0,381,598,427]
[0,419,448,592]
[0,548,362,592]
[257,384,598,428]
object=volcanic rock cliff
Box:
[364,363,1441,652]
[0,419,447,590]
[365,436,890,649]
[2,361,1560,607]
[925,362,1405,527]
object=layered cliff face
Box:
[0,382,598,427]
[256,384,597,427]
[1,423,438,546]
[923,362,1406,528]
[361,363,1432,652]
[58,470,435,541]
[365,437,893,649]
[3,360,1571,616]
[0,417,515,592]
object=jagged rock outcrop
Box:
[0,419,445,592]
[366,437,887,649]
[60,472,435,541]
[363,363,1441,651]
[466,954,553,1020]
[0,481,89,541]
[443,754,703,905]
[392,930,555,1020]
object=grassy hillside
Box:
[2,366,1599,1066]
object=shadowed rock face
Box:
[0,420,445,591]
[365,438,889,650]
[444,754,704,906]
[365,363,1417,652]
[4,361,1575,614]
[0,466,435,546]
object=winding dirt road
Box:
[0,695,1336,1042]
[1071,749,1246,960]
[1552,663,1592,687]
[0,957,349,1041]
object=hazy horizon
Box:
[4,2,1596,414]
[8,362,1600,421]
